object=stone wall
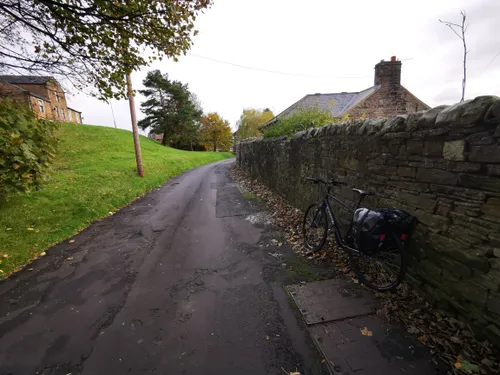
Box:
[238,96,500,348]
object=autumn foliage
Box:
[0,98,58,199]
[200,113,233,152]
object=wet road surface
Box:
[0,159,329,375]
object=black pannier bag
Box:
[352,208,416,253]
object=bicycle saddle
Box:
[353,188,376,197]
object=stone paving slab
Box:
[309,316,445,375]
[286,279,377,325]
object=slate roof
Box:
[0,75,54,85]
[263,85,380,128]
[0,79,50,101]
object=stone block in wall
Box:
[412,127,450,139]
[445,161,481,173]
[387,180,430,193]
[416,168,457,185]
[435,96,499,126]
[481,198,500,218]
[487,164,500,176]
[429,233,490,272]
[469,145,500,163]
[488,294,500,316]
[458,174,500,192]
[428,254,472,277]
[442,275,488,306]
[391,191,437,212]
[485,324,500,349]
[473,272,500,292]
[423,140,444,157]
[443,140,465,161]
[417,260,443,285]
[446,225,485,245]
[414,210,449,231]
[415,105,449,129]
[466,131,496,145]
[396,166,416,178]
[430,184,486,201]
[406,139,423,155]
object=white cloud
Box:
[68,0,500,132]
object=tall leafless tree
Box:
[439,11,469,102]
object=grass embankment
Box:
[0,123,233,277]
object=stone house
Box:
[0,76,82,123]
[263,56,430,129]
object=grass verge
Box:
[0,123,233,277]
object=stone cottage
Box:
[263,56,430,129]
[0,76,82,123]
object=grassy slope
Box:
[0,123,233,276]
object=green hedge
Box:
[262,108,341,138]
[0,98,58,199]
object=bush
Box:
[0,98,58,199]
[262,108,341,138]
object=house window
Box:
[61,108,65,120]
[38,99,44,113]
[55,92,60,102]
[68,110,72,121]
[54,107,59,117]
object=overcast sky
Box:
[66,0,500,133]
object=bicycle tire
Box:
[303,203,328,252]
[349,231,406,292]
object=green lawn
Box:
[0,123,233,277]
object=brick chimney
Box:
[374,56,401,86]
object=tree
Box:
[138,70,202,147]
[200,113,233,152]
[236,108,274,141]
[439,11,469,102]
[0,0,212,100]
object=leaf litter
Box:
[230,165,499,375]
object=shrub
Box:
[262,107,341,138]
[0,98,58,199]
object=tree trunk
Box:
[213,138,217,152]
[161,127,168,146]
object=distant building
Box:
[263,56,430,129]
[148,132,163,142]
[0,75,82,123]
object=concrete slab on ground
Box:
[286,279,378,325]
[309,316,443,375]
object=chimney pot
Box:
[391,56,397,62]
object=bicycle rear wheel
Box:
[303,203,328,252]
[349,231,406,291]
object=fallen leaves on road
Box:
[360,327,373,337]
[230,165,500,375]
[69,240,75,244]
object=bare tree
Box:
[439,11,469,102]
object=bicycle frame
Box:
[320,186,363,252]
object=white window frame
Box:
[55,92,60,102]
[68,110,72,121]
[61,108,65,120]
[38,99,44,113]
[54,106,59,117]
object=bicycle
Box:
[302,177,406,291]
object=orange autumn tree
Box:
[200,112,233,152]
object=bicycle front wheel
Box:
[303,203,328,252]
[349,231,406,291]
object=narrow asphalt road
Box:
[0,159,329,375]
